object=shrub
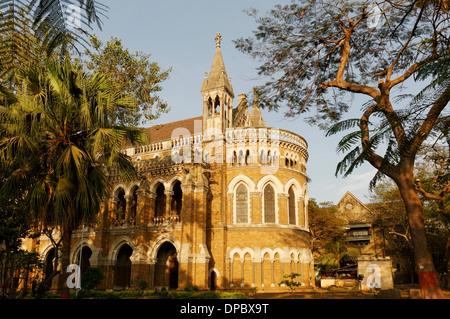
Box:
[81,267,105,291]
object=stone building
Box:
[28,34,314,292]
[336,191,382,256]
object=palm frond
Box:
[326,118,361,137]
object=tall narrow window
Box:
[235,184,248,223]
[214,96,220,113]
[171,181,182,215]
[288,186,296,225]
[155,183,166,217]
[207,97,213,115]
[264,185,276,223]
[117,188,126,220]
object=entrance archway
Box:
[210,271,217,291]
[113,244,132,290]
[154,242,178,289]
[77,246,92,275]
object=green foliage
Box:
[81,267,105,291]
[184,285,199,292]
[308,198,346,256]
[0,57,148,295]
[0,0,107,62]
[278,273,302,293]
[83,36,171,126]
[165,291,248,299]
[132,280,149,291]
[317,238,359,270]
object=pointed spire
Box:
[201,33,234,97]
[250,86,266,127]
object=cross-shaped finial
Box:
[215,33,222,48]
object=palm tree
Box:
[318,239,359,270]
[0,57,147,298]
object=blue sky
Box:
[92,0,379,205]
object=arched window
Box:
[130,186,138,221]
[264,184,276,223]
[171,181,182,215]
[288,186,296,225]
[238,150,244,165]
[155,183,166,217]
[235,184,249,223]
[114,244,132,290]
[260,149,267,165]
[207,97,213,115]
[214,95,220,113]
[116,188,126,221]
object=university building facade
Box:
[31,34,314,292]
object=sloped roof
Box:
[145,116,203,142]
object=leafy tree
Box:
[278,273,301,294]
[318,238,359,270]
[308,199,346,257]
[80,267,104,291]
[0,156,36,298]
[82,36,171,126]
[0,57,147,298]
[0,0,107,62]
[235,0,449,298]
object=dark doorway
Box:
[154,242,178,289]
[77,246,92,275]
[114,244,132,290]
[44,248,55,280]
[210,271,216,291]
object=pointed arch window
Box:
[264,184,276,223]
[207,97,213,115]
[235,184,249,223]
[288,186,296,225]
[155,183,166,217]
[214,96,220,113]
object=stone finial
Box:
[215,32,222,48]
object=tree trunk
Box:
[58,225,72,299]
[447,237,450,289]
[395,164,444,299]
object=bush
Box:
[132,280,149,291]
[81,267,105,291]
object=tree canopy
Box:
[235,0,449,298]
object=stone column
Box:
[178,182,194,289]
[192,184,210,289]
[299,198,305,227]
[108,198,118,228]
[164,190,174,218]
[277,193,289,224]
[124,195,132,223]
[250,192,262,223]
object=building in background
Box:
[25,34,313,293]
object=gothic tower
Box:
[201,33,235,135]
